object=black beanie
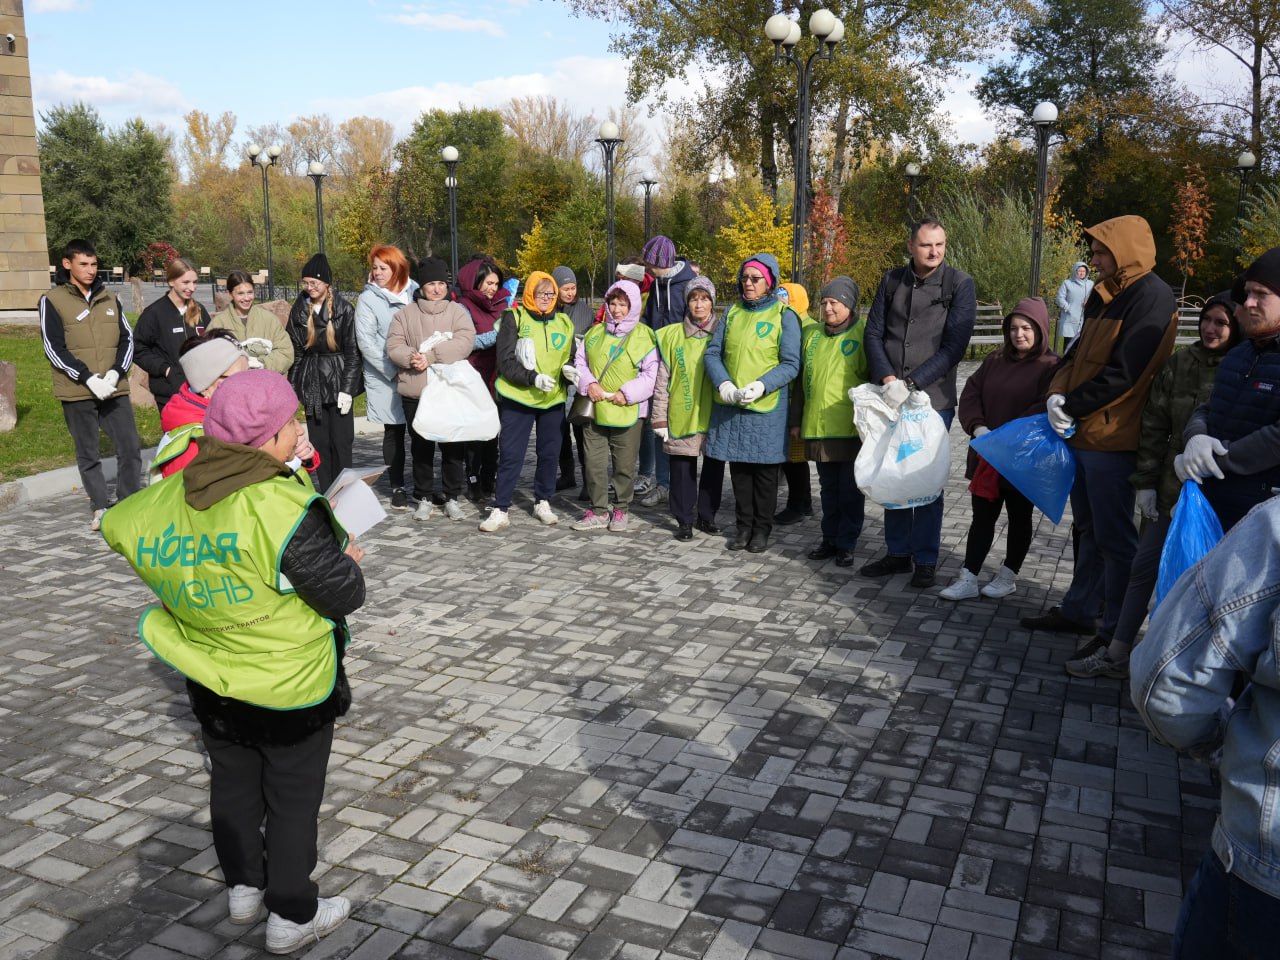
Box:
[820,276,859,314]
[300,253,331,285]
[1244,247,1280,297]
[1231,273,1247,305]
[414,257,449,290]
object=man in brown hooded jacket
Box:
[1021,216,1178,660]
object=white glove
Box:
[1181,434,1226,483]
[1046,394,1075,437]
[973,425,990,438]
[516,338,537,371]
[719,381,740,405]
[247,357,264,369]
[337,392,353,415]
[86,374,114,401]
[103,369,120,390]
[881,379,910,409]
[1173,454,1191,483]
[653,425,670,441]
[1135,488,1158,521]
[737,381,765,405]
[534,373,556,393]
[561,364,581,388]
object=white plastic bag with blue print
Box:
[851,386,951,508]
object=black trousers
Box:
[466,438,498,492]
[306,406,354,494]
[730,462,780,538]
[382,424,407,489]
[558,418,587,483]
[401,397,466,502]
[62,396,143,510]
[204,723,332,925]
[669,454,724,525]
[963,482,1034,575]
[781,460,812,512]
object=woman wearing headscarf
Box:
[456,256,506,500]
[354,245,418,510]
[651,276,724,540]
[482,271,575,532]
[286,253,361,493]
[1055,261,1092,348]
[704,252,802,553]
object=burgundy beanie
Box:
[204,369,299,448]
[642,235,676,269]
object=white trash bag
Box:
[412,360,500,443]
[851,384,951,509]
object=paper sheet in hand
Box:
[325,467,386,537]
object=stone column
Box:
[0,1,48,319]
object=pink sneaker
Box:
[572,509,609,531]
[608,509,629,532]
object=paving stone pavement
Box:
[0,388,1215,959]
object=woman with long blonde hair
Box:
[135,256,212,411]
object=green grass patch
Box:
[0,325,162,483]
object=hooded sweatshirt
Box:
[575,279,659,415]
[1055,262,1093,339]
[457,259,506,392]
[1049,215,1178,451]
[642,260,698,330]
[958,296,1059,477]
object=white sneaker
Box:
[414,500,434,522]
[641,485,668,508]
[265,896,350,954]
[91,509,105,531]
[228,884,263,924]
[443,499,465,521]
[634,475,655,496]
[533,500,559,525]
[939,569,980,600]
[981,565,1018,599]
[479,508,510,532]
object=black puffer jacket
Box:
[286,292,363,420]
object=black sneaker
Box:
[1020,606,1095,635]
[695,518,721,535]
[910,564,936,588]
[390,488,409,511]
[774,507,812,525]
[860,554,912,577]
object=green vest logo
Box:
[755,321,774,339]
[841,339,858,356]
[551,332,567,350]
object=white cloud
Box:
[28,0,89,11]
[936,65,998,147]
[386,11,505,37]
[31,70,190,124]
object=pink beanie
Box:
[204,369,299,448]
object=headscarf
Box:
[457,257,506,324]
[779,282,809,316]
[737,252,782,311]
[521,271,558,315]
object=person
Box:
[1055,261,1092,348]
[39,238,142,529]
[385,257,476,521]
[152,330,251,478]
[704,252,802,553]
[861,218,977,587]
[1130,497,1280,958]
[775,281,815,525]
[1020,215,1179,663]
[134,257,212,411]
[1177,248,1280,532]
[553,265,593,494]
[569,279,658,532]
[652,276,725,540]
[286,253,362,494]
[1066,292,1239,678]
[483,271,575,532]
[207,270,294,374]
[457,257,506,501]
[99,370,363,954]
[940,297,1058,600]
[354,245,418,510]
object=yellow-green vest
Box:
[43,283,131,402]
[100,472,347,710]
[151,422,203,476]
[584,322,657,428]
[801,319,869,439]
[656,324,713,439]
[715,301,786,413]
[495,308,575,409]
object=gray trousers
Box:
[61,396,143,511]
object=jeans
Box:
[1173,847,1280,959]
[816,460,864,550]
[1060,448,1139,640]
[493,400,563,509]
[62,396,142,510]
[669,454,724,525]
[883,408,953,566]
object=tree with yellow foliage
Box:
[708,187,792,290]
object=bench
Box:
[967,303,1004,356]
[1175,303,1201,346]
[152,268,165,286]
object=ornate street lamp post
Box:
[246,142,282,300]
[596,121,623,279]
[1235,150,1258,221]
[440,145,460,284]
[904,162,922,229]
[640,175,658,240]
[765,8,843,286]
[1028,101,1058,299]
[307,161,327,256]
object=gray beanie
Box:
[180,337,246,394]
[552,266,576,288]
[819,276,859,315]
[685,275,716,308]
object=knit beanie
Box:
[414,257,449,289]
[1244,247,1280,297]
[685,275,716,308]
[300,253,331,285]
[204,370,299,449]
[179,337,246,394]
[820,276,859,313]
[1231,273,1247,305]
[552,266,576,288]
[642,235,676,270]
[616,263,646,283]
[742,259,774,288]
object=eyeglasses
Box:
[534,291,556,301]
[742,274,767,285]
[301,279,326,289]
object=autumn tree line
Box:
[37,0,1280,309]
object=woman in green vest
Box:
[652,276,724,541]
[704,252,802,553]
[789,277,869,567]
[569,278,658,532]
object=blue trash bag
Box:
[1155,480,1224,608]
[969,414,1076,524]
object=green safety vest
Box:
[495,308,575,409]
[150,422,203,476]
[584,323,657,428]
[100,471,347,711]
[716,301,786,413]
[801,320,869,439]
[656,324,713,438]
